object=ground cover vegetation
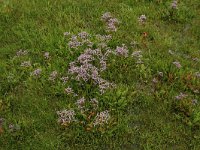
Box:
[0,0,200,149]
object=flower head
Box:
[115,44,129,57]
[44,52,50,59]
[65,87,74,95]
[49,71,58,81]
[57,109,76,125]
[138,15,147,24]
[93,110,110,126]
[31,68,42,77]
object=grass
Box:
[0,0,200,149]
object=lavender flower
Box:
[84,40,93,47]
[77,53,94,64]
[61,76,69,84]
[31,68,42,77]
[49,71,58,81]
[68,40,81,49]
[90,98,98,108]
[100,60,107,72]
[96,78,115,94]
[107,18,119,32]
[175,93,187,100]
[91,68,100,81]
[138,15,147,24]
[173,61,182,69]
[76,97,85,110]
[115,44,129,57]
[65,87,74,95]
[21,61,31,67]
[44,52,50,59]
[101,12,112,21]
[96,34,112,42]
[78,31,89,40]
[93,110,110,126]
[101,12,119,32]
[57,109,76,125]
[68,35,82,48]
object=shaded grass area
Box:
[0,0,200,149]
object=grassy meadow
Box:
[0,0,200,149]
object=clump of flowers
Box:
[21,61,31,67]
[132,50,143,64]
[138,15,147,24]
[68,35,82,49]
[90,98,99,109]
[49,71,58,81]
[68,47,115,94]
[57,109,76,125]
[173,61,182,69]
[56,12,129,130]
[115,44,129,57]
[93,110,110,126]
[101,12,119,32]
[78,31,89,40]
[61,76,69,84]
[31,68,42,77]
[96,34,112,42]
[76,97,86,112]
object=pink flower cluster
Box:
[115,44,129,57]
[75,97,99,113]
[57,109,76,125]
[101,12,119,32]
[138,15,147,24]
[49,71,58,81]
[68,48,114,94]
[67,32,92,49]
[31,68,42,77]
[93,110,110,126]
